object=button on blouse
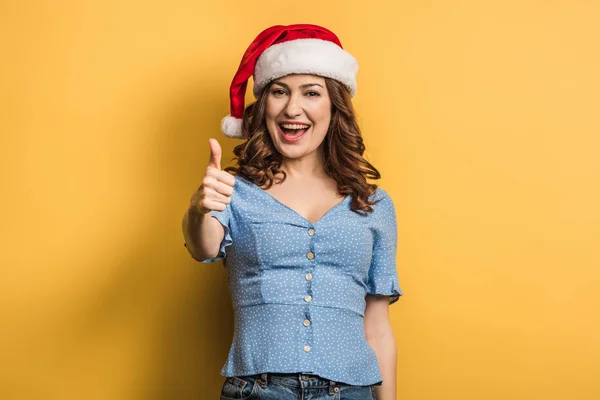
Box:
[200,175,402,386]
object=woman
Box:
[182,24,402,400]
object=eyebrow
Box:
[272,81,324,89]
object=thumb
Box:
[208,138,222,170]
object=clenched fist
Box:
[189,138,236,214]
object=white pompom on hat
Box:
[221,24,358,139]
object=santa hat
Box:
[221,24,358,138]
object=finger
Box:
[206,168,236,187]
[204,189,232,205]
[202,176,234,197]
[212,180,235,197]
[217,170,236,187]
[199,199,226,212]
[208,138,222,170]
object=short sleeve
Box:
[367,190,403,304]
[201,205,233,264]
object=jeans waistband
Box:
[256,373,340,394]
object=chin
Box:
[274,145,309,160]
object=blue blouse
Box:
[200,175,402,386]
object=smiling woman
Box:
[182,24,402,400]
[267,76,330,151]
[229,74,382,214]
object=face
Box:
[265,74,332,162]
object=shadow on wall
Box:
[146,78,237,399]
[71,76,238,399]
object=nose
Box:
[284,93,302,118]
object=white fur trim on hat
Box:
[221,115,244,138]
[253,38,358,97]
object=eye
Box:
[306,91,320,97]
[271,89,287,96]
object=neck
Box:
[280,148,327,180]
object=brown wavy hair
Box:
[225,77,381,214]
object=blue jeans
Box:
[219,373,377,399]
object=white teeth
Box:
[281,123,310,129]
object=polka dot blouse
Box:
[201,175,402,386]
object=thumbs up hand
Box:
[190,138,236,214]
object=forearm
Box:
[182,207,224,261]
[368,330,397,400]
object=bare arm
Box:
[182,207,224,261]
[365,294,397,400]
[182,138,235,262]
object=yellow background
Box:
[2,1,599,399]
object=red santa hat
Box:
[221,24,358,138]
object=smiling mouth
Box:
[278,123,311,142]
